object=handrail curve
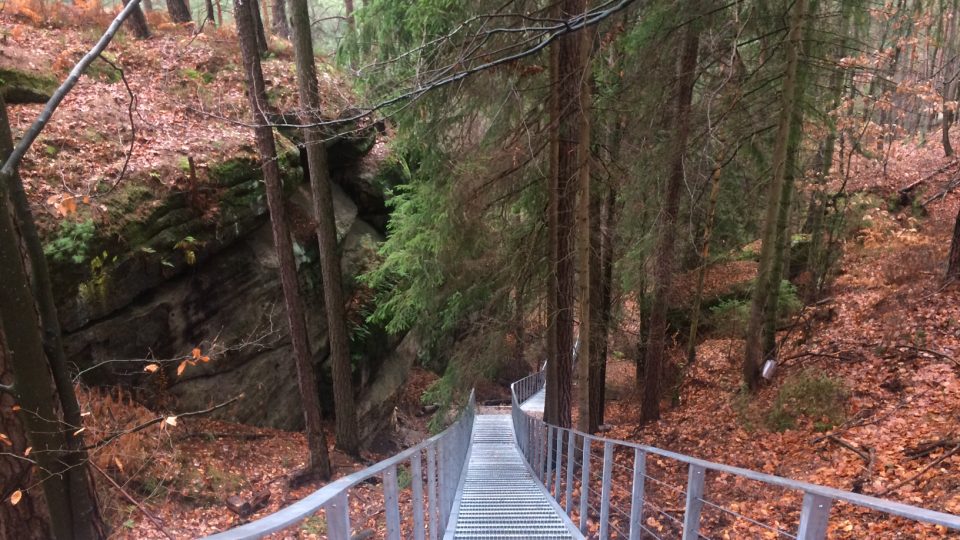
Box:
[203,390,476,539]
[510,368,960,539]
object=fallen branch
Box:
[90,461,175,540]
[825,434,872,463]
[905,437,960,459]
[878,443,960,496]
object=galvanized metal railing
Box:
[510,368,960,539]
[203,391,476,540]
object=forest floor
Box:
[597,140,960,538]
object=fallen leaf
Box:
[10,490,21,506]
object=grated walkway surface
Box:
[448,414,581,540]
[519,388,545,414]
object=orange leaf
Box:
[177,360,187,377]
[23,447,31,457]
[191,348,201,359]
[200,356,210,363]
[144,363,159,373]
[10,490,21,506]
[0,433,10,446]
[113,457,124,472]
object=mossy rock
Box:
[0,67,57,104]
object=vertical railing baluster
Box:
[384,465,401,540]
[628,448,646,540]
[797,493,832,540]
[325,492,351,540]
[411,452,425,540]
[682,464,706,540]
[599,441,614,540]
[565,430,575,513]
[554,427,563,501]
[427,444,439,540]
[579,436,592,534]
[545,425,554,485]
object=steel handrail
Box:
[204,390,476,539]
[510,367,960,539]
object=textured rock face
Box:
[53,136,412,438]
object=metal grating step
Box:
[448,415,580,540]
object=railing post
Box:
[797,493,832,539]
[384,465,401,540]
[545,425,554,485]
[554,427,564,500]
[579,436,591,534]
[599,441,614,540]
[427,444,439,540]
[628,448,646,540]
[565,430,575,513]
[411,452,425,540]
[325,492,351,540]
[682,464,706,540]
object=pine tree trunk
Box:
[250,0,269,56]
[0,95,103,540]
[0,326,52,540]
[288,0,361,456]
[272,0,289,39]
[205,0,216,26]
[122,0,151,38]
[743,0,806,391]
[544,39,562,426]
[640,25,699,424]
[947,206,960,279]
[166,0,191,23]
[575,57,593,434]
[685,165,722,365]
[233,0,331,479]
[545,0,588,429]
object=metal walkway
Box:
[204,368,960,540]
[446,414,582,540]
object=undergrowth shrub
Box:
[709,298,749,337]
[44,219,96,265]
[765,370,846,432]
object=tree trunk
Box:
[944,108,955,157]
[0,94,103,540]
[166,0,191,23]
[743,0,806,391]
[233,0,331,479]
[0,326,52,540]
[272,0,289,39]
[122,0,151,38]
[685,165,722,365]
[0,173,81,540]
[575,53,594,434]
[640,24,699,424]
[544,39,562,426]
[250,0,269,56]
[947,206,960,279]
[288,0,361,456]
[344,0,355,32]
[205,0,216,26]
[545,0,588,429]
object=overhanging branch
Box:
[0,0,143,177]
